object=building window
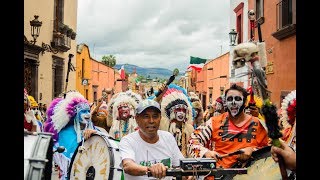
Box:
[255,0,264,21]
[93,85,98,103]
[85,89,89,100]
[82,59,85,78]
[272,0,296,40]
[52,56,64,98]
[93,91,97,102]
[237,14,242,44]
[234,2,244,44]
[54,0,64,31]
[279,0,294,29]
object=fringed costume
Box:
[108,90,142,140]
[43,90,96,180]
[280,90,296,149]
[159,84,194,157]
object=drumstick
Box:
[217,149,244,160]
[261,99,288,180]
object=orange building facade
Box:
[189,52,230,109]
[76,44,123,104]
[248,0,296,107]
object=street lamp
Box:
[24,15,43,45]
[30,15,42,44]
[229,29,237,46]
[24,15,59,54]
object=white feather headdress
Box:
[280,90,296,129]
[159,84,193,131]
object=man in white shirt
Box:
[119,99,184,180]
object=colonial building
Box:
[188,52,230,109]
[229,0,251,89]
[249,0,296,107]
[229,0,296,107]
[76,43,123,104]
[24,0,78,105]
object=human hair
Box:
[224,84,249,103]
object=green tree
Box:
[101,54,117,67]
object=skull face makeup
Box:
[118,105,131,120]
[226,94,245,117]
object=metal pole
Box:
[64,54,74,98]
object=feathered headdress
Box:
[112,93,140,120]
[107,92,126,122]
[188,92,200,103]
[160,84,193,129]
[43,91,90,142]
[109,90,141,139]
[125,89,143,105]
[280,90,296,129]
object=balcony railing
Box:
[50,20,77,52]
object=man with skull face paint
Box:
[188,84,269,171]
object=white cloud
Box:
[77,0,230,72]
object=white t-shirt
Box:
[119,130,184,180]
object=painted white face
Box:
[172,104,187,122]
[76,103,91,128]
[226,92,244,117]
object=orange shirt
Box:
[211,112,269,168]
[188,111,269,170]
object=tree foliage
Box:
[101,54,116,67]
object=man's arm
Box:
[122,159,149,176]
[187,120,213,158]
[122,159,168,179]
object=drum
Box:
[24,131,54,180]
[221,146,282,180]
[68,132,123,180]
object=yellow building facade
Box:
[76,44,92,101]
[24,0,78,105]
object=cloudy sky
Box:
[77,0,230,72]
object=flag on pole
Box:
[119,65,126,80]
[187,56,207,72]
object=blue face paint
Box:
[75,102,91,125]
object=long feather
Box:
[261,100,282,140]
[261,99,288,180]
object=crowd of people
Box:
[24,84,296,180]
[24,42,296,180]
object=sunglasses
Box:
[226,95,243,102]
